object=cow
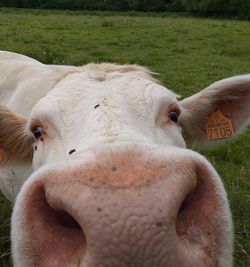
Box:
[0,51,249,267]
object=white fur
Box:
[30,67,184,170]
[0,51,83,200]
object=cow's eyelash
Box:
[167,103,181,116]
[29,120,43,132]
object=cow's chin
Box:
[11,148,232,267]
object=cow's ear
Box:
[0,106,34,163]
[178,75,250,144]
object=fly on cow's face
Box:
[69,149,76,155]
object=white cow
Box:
[0,51,249,267]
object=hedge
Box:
[0,0,249,19]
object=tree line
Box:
[0,0,249,19]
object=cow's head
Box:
[0,64,249,267]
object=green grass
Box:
[0,8,249,266]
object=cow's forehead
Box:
[30,64,178,123]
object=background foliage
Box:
[0,0,249,19]
[0,7,249,267]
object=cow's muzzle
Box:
[11,148,231,267]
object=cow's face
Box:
[1,64,250,267]
[30,68,185,170]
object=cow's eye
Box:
[169,111,179,123]
[32,126,43,139]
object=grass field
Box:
[0,7,249,267]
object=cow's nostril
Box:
[49,209,82,230]
[36,185,82,231]
[23,183,86,266]
[176,187,198,239]
[175,167,217,247]
[178,190,196,215]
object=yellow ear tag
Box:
[205,107,234,140]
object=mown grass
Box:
[0,8,249,267]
